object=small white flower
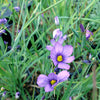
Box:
[15,92,20,99]
[1,87,4,91]
[54,16,59,25]
[53,28,62,39]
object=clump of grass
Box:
[0,0,100,100]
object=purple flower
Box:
[54,16,59,25]
[46,35,67,51]
[77,42,81,46]
[16,45,21,49]
[50,43,74,70]
[15,30,20,33]
[53,28,62,39]
[41,13,44,17]
[83,54,92,64]
[37,71,70,92]
[82,60,91,64]
[41,96,45,100]
[4,41,8,44]
[0,18,7,24]
[7,46,12,49]
[85,74,90,78]
[18,30,20,33]
[0,29,5,36]
[86,30,93,40]
[89,53,92,60]
[80,24,93,40]
[69,97,72,100]
[46,29,67,51]
[2,91,6,97]
[14,7,20,12]
[80,24,85,32]
[15,92,20,99]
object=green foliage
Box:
[0,0,100,99]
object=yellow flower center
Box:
[57,55,63,62]
[1,87,4,91]
[50,80,56,85]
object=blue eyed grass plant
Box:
[0,0,100,100]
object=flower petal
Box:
[54,16,59,25]
[90,31,93,35]
[86,30,90,39]
[69,97,72,100]
[64,56,75,63]
[46,45,53,51]
[37,75,48,87]
[57,35,67,44]
[14,7,20,12]
[80,24,85,32]
[55,43,63,53]
[86,30,93,40]
[48,73,57,81]
[45,84,54,92]
[57,71,70,82]
[83,60,91,64]
[50,49,58,66]
[53,29,62,39]
[58,63,70,70]
[0,29,5,35]
[63,35,67,40]
[50,39,56,46]
[63,45,73,56]
[0,18,7,24]
[52,59,58,66]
